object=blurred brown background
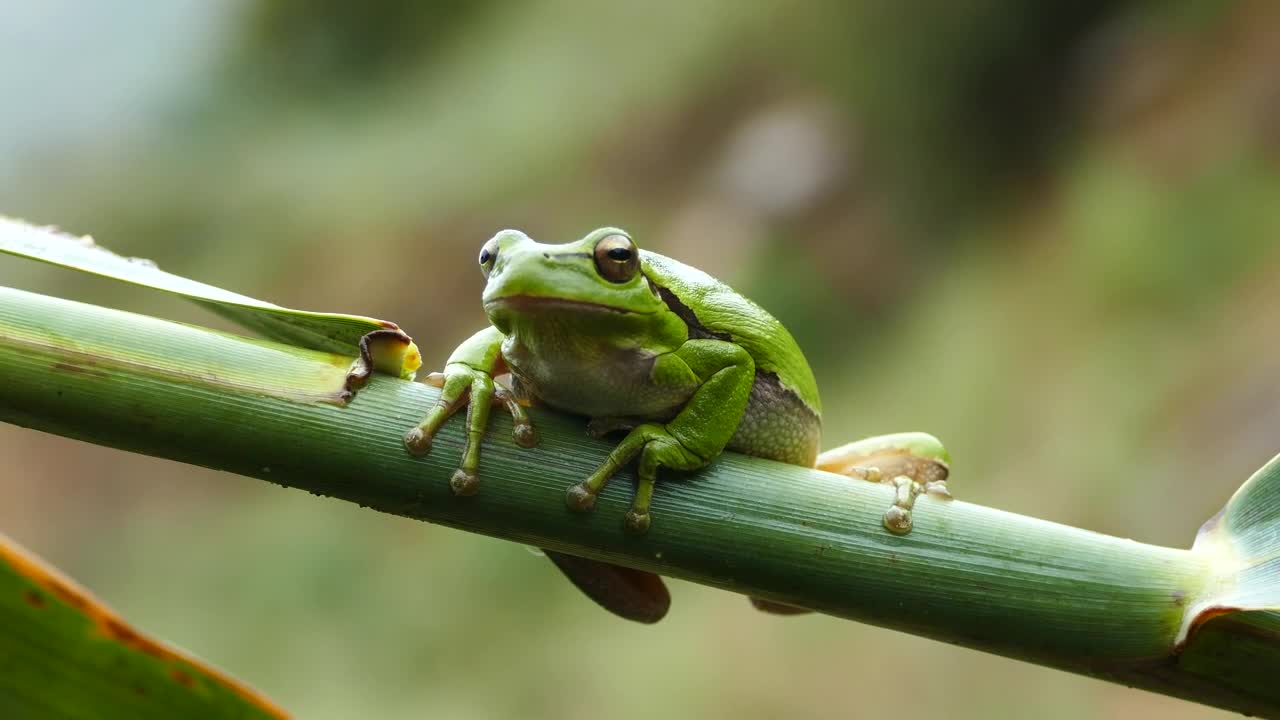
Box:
[3,1,1280,717]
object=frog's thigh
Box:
[660,339,756,458]
[816,432,950,486]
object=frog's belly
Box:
[504,342,695,420]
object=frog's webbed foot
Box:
[341,329,417,403]
[566,423,705,535]
[816,432,952,535]
[403,365,537,496]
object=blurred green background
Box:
[3,1,1279,717]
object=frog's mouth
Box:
[484,294,651,315]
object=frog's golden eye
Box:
[478,238,500,278]
[593,234,639,284]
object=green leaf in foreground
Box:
[0,532,287,719]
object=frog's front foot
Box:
[403,364,538,496]
[815,432,952,536]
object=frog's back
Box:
[641,251,822,466]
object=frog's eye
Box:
[478,239,500,278]
[593,234,639,284]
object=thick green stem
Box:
[0,285,1276,716]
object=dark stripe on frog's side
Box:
[653,284,821,466]
[652,284,732,341]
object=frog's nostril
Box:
[543,252,551,259]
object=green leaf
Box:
[0,216,420,379]
[0,532,287,719]
[1184,453,1280,644]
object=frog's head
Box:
[479,227,665,334]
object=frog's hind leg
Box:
[543,550,670,624]
[816,432,952,535]
[816,432,950,490]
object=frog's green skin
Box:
[403,228,950,623]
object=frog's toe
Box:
[882,475,923,535]
[565,483,597,512]
[404,427,433,456]
[925,480,952,499]
[450,469,480,496]
[623,509,651,535]
[493,385,538,448]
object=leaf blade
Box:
[0,532,288,719]
[0,216,420,377]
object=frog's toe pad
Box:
[450,469,480,496]
[404,427,432,456]
[513,422,538,448]
[623,509,651,535]
[565,484,597,512]
[883,506,913,535]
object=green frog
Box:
[402,228,951,621]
